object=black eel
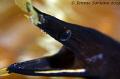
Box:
[6,7,120,79]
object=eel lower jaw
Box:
[6,64,86,77]
[3,50,86,76]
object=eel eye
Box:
[60,30,72,41]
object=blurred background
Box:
[0,0,120,79]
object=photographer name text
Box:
[72,1,120,5]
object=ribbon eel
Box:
[1,3,120,79]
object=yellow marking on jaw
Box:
[26,2,39,25]
[0,68,7,73]
[0,73,10,76]
[24,14,30,19]
[35,69,86,74]
[15,0,39,25]
[15,0,32,12]
[0,68,10,76]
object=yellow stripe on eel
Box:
[35,69,86,74]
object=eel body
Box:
[6,7,120,79]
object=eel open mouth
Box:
[0,1,86,77]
